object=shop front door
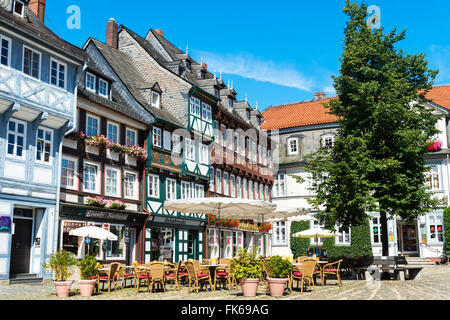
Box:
[400,223,418,255]
[187,230,197,260]
[10,218,32,275]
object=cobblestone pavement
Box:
[0,265,448,300]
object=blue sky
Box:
[45,0,450,112]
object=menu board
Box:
[63,221,86,233]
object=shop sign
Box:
[0,216,11,231]
[153,216,203,227]
[238,222,259,232]
[63,221,86,232]
[86,210,128,221]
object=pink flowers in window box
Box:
[86,196,126,210]
[426,140,442,152]
[84,134,111,150]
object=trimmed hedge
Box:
[290,219,373,258]
[444,207,450,252]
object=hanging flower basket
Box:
[426,140,442,152]
[258,222,273,233]
[86,196,107,208]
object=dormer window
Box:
[186,60,191,71]
[13,1,25,17]
[98,78,109,98]
[179,66,185,76]
[200,70,206,80]
[257,117,262,127]
[151,91,160,108]
[247,109,251,121]
[228,99,233,110]
[85,72,96,92]
[214,88,220,98]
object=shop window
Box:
[429,214,444,243]
[207,229,219,259]
[105,224,125,259]
[152,228,174,262]
[233,231,243,256]
[62,221,86,257]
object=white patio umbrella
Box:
[164,197,276,257]
[69,226,118,256]
[265,206,310,222]
[293,227,341,239]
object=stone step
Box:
[9,274,43,285]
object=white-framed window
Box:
[371,216,381,244]
[181,181,190,199]
[199,143,209,164]
[236,176,242,198]
[259,183,264,200]
[207,229,219,259]
[185,138,194,161]
[148,174,160,198]
[166,178,177,200]
[233,133,239,153]
[228,99,234,110]
[336,225,351,245]
[230,175,236,198]
[6,119,26,159]
[273,221,287,246]
[252,141,257,162]
[190,97,200,117]
[223,172,229,196]
[86,72,96,92]
[265,185,269,201]
[209,167,215,192]
[50,58,66,90]
[287,137,299,155]
[254,182,258,201]
[202,102,212,122]
[36,127,52,164]
[61,156,78,190]
[240,135,245,156]
[425,165,440,190]
[83,161,100,193]
[258,144,262,163]
[249,180,253,199]
[0,34,11,67]
[86,114,99,137]
[273,173,286,197]
[105,224,126,260]
[151,91,160,108]
[268,149,272,167]
[194,184,204,198]
[124,171,138,200]
[311,220,324,246]
[227,129,233,150]
[23,46,40,79]
[105,166,120,197]
[126,128,137,146]
[13,0,25,17]
[153,127,162,148]
[221,125,227,147]
[243,178,248,199]
[98,78,109,98]
[216,169,222,194]
[107,121,119,144]
[322,135,335,149]
[163,130,172,150]
[428,214,444,243]
[172,134,181,153]
[214,121,221,145]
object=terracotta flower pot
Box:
[267,277,288,297]
[54,280,73,298]
[79,279,97,297]
[240,278,259,297]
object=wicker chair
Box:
[185,260,213,293]
[164,261,184,291]
[322,259,343,287]
[134,265,150,294]
[297,256,309,263]
[93,262,120,293]
[292,258,317,293]
[262,260,273,295]
[148,261,166,293]
[213,258,233,291]
[118,264,134,289]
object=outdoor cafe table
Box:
[201,264,228,281]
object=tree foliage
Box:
[305,0,440,233]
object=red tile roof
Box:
[261,97,338,130]
[262,85,450,131]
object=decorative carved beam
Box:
[32,111,48,132]
[2,102,20,126]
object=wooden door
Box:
[10,218,32,275]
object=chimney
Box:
[154,29,164,38]
[314,92,325,100]
[202,63,207,70]
[29,0,46,23]
[106,18,118,49]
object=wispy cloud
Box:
[193,50,315,92]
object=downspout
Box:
[141,128,153,263]
[54,61,87,254]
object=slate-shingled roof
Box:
[0,6,84,63]
[90,38,184,127]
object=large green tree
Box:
[305,1,440,256]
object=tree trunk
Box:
[380,211,390,256]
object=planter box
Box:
[125,154,137,166]
[106,149,120,161]
[85,145,99,155]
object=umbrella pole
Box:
[262,215,265,257]
[218,207,221,259]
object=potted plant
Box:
[231,247,262,297]
[264,256,293,297]
[78,255,98,297]
[43,251,78,298]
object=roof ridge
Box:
[262,96,337,114]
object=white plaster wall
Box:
[4,161,25,180]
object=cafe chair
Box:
[322,259,343,287]
[93,262,120,293]
[164,261,182,291]
[118,264,134,289]
[185,260,213,293]
[214,258,233,291]
[294,258,317,293]
[148,262,166,293]
[134,265,151,294]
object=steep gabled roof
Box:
[423,84,450,110]
[89,38,184,127]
